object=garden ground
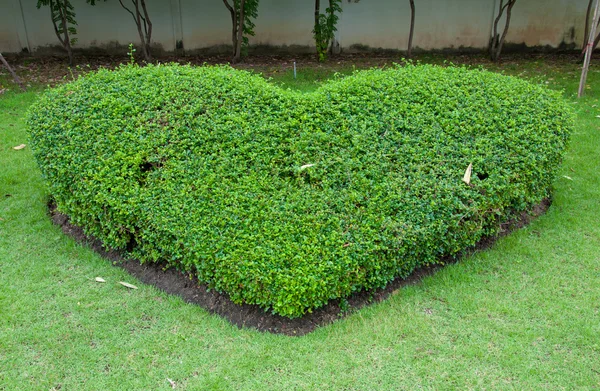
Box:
[1,54,599,390]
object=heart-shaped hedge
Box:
[27,63,572,317]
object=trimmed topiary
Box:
[27,63,572,318]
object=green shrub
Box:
[27,63,573,318]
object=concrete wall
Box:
[505,0,585,48]
[0,0,590,55]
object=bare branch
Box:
[222,0,234,15]
[118,0,137,24]
[0,53,26,91]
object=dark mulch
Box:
[0,51,590,91]
[49,198,550,336]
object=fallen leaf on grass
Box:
[12,144,26,150]
[562,175,573,180]
[95,277,106,283]
[462,163,472,185]
[167,378,176,389]
[119,281,138,289]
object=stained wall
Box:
[0,0,590,54]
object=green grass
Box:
[1,57,600,390]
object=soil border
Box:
[50,199,550,336]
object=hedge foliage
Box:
[28,63,572,317]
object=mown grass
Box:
[1,56,600,390]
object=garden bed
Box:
[50,199,549,335]
[29,63,571,320]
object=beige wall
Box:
[0,0,590,54]
[506,0,585,47]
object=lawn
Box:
[1,55,599,390]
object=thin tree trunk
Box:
[582,23,600,60]
[585,28,600,58]
[407,0,415,58]
[58,0,74,66]
[579,0,600,97]
[494,0,515,61]
[490,0,515,62]
[490,0,505,61]
[222,0,237,58]
[49,0,64,47]
[314,0,321,60]
[140,0,152,59]
[327,0,335,55]
[233,0,246,63]
[580,0,600,61]
[583,0,593,53]
[48,0,72,65]
[49,0,65,48]
[118,0,151,61]
[0,53,25,91]
[134,0,149,61]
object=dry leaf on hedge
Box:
[119,281,138,289]
[13,144,26,150]
[462,163,472,185]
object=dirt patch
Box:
[0,52,591,90]
[49,198,550,336]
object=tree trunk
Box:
[327,0,335,55]
[314,0,321,60]
[134,0,150,61]
[490,0,515,62]
[579,0,600,97]
[140,0,152,60]
[584,28,600,59]
[407,0,415,58]
[494,1,515,61]
[233,0,246,63]
[580,0,600,61]
[48,0,73,66]
[583,0,594,54]
[490,0,504,61]
[58,0,74,66]
[118,0,151,61]
[581,22,600,61]
[222,0,237,59]
[232,19,238,59]
[0,53,25,91]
